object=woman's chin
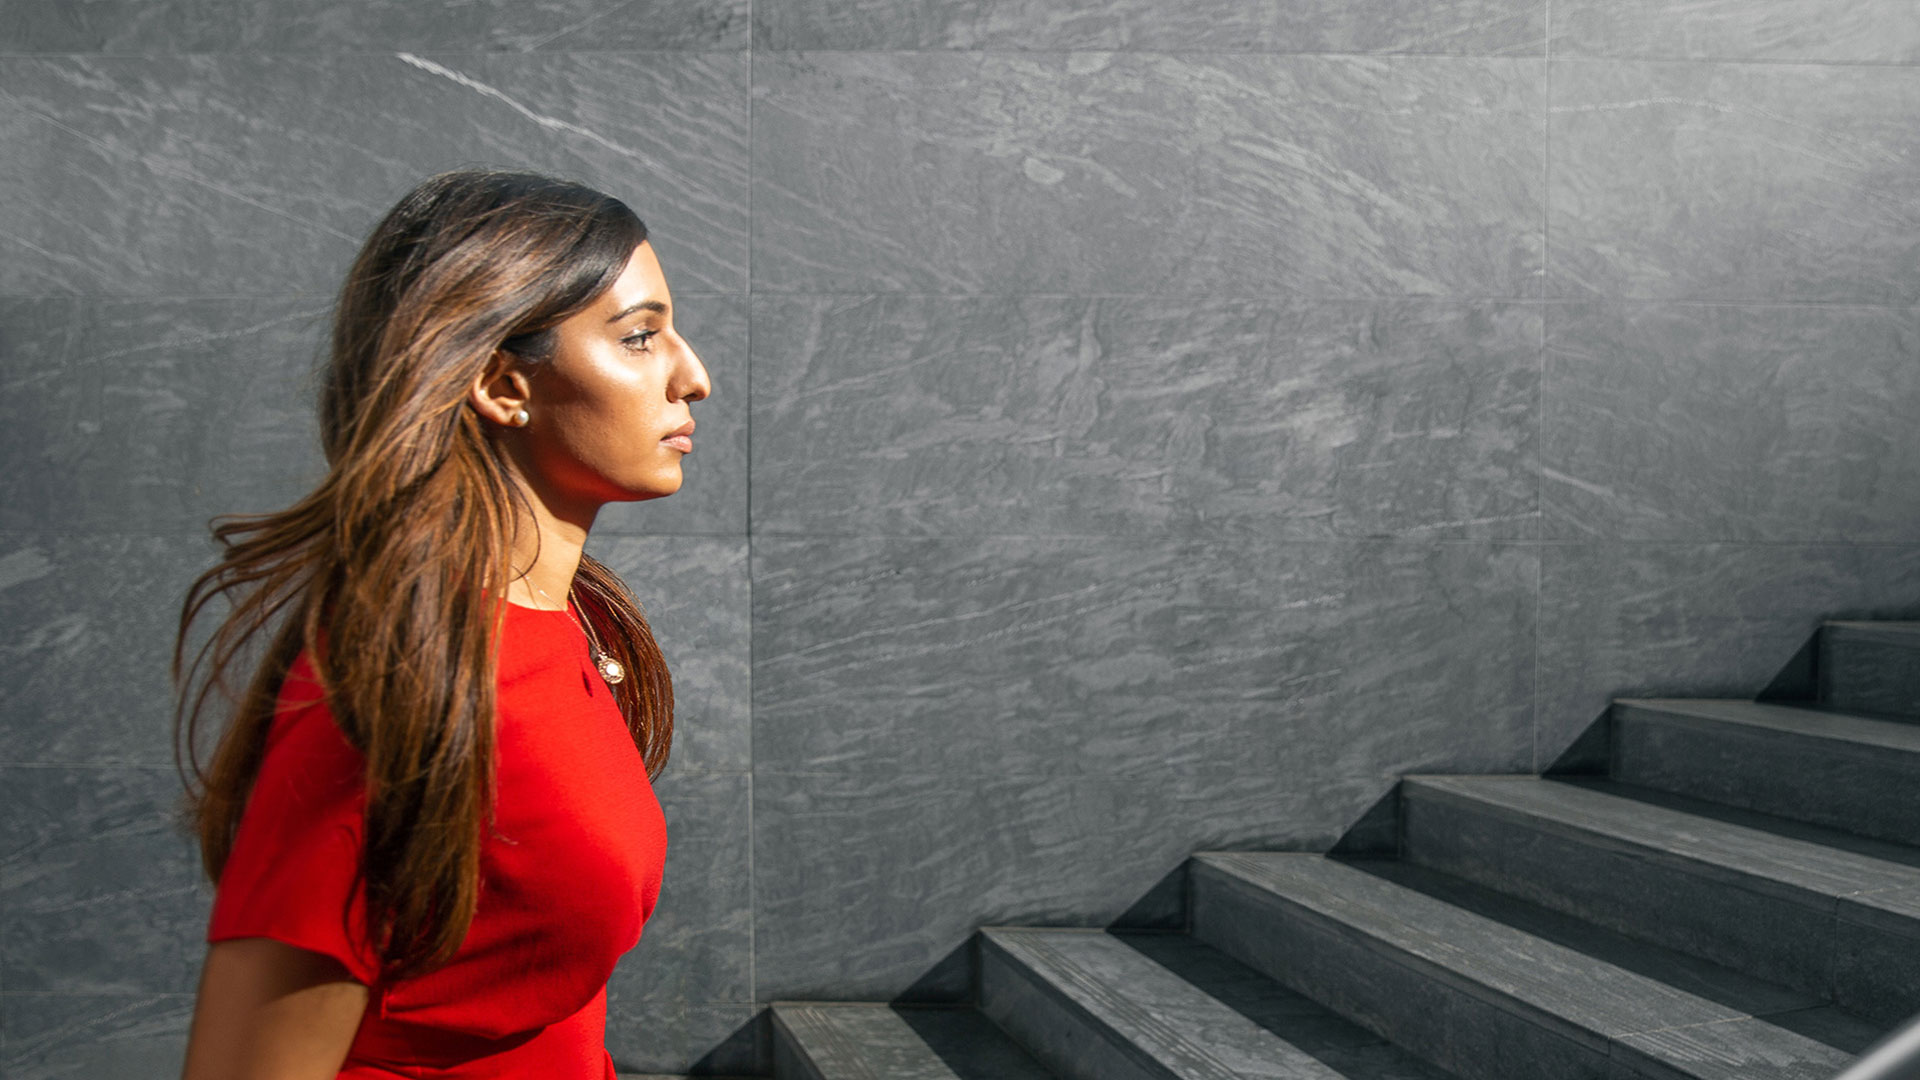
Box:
[617,474,683,502]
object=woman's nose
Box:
[677,339,712,403]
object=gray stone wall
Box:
[2,1,1918,1074]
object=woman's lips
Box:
[662,435,693,453]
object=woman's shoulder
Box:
[262,647,363,768]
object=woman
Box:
[172,169,711,1078]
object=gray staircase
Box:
[773,619,1917,1078]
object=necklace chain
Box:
[531,581,627,686]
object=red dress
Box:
[206,601,670,1078]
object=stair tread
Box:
[771,1002,1055,1080]
[1338,858,1823,1020]
[981,927,1462,1080]
[1616,698,1920,754]
[1406,775,1920,904]
[1823,621,1920,641]
[1192,853,1855,1078]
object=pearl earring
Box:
[511,408,529,426]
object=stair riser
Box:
[1189,860,1613,1080]
[771,1041,830,1080]
[1401,787,1920,1024]
[1821,629,1920,720]
[1611,706,1920,845]
[977,935,1173,1080]
[768,1011,835,1080]
[1835,908,1920,1024]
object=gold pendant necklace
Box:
[533,581,626,685]
[569,588,627,686]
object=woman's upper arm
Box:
[180,937,369,1080]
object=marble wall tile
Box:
[0,532,220,765]
[751,51,1545,297]
[751,767,1392,1000]
[612,771,752,1003]
[1,764,206,994]
[1536,543,1920,766]
[1,0,750,54]
[752,296,1540,540]
[753,535,1536,779]
[0,52,748,296]
[604,997,763,1075]
[1542,302,1920,542]
[1548,61,1920,303]
[1551,1,1920,64]
[1,992,195,1080]
[0,298,329,532]
[586,535,751,774]
[754,0,1544,54]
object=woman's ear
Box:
[469,351,533,427]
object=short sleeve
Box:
[206,651,382,987]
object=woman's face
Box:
[497,241,711,514]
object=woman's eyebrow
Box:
[606,299,669,323]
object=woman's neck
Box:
[505,488,595,612]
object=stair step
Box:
[1190,852,1860,1080]
[1341,858,1861,1027]
[1821,621,1920,720]
[1610,698,1920,843]
[769,1002,1055,1080]
[1399,775,1920,1023]
[977,926,1463,1080]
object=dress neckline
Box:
[502,597,576,616]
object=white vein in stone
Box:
[395,52,659,169]
[1551,96,1902,168]
[1397,510,1543,533]
[516,0,645,52]
[1540,466,1620,501]
[96,309,328,367]
[8,105,360,246]
[0,230,97,277]
[0,547,54,592]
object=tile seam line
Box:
[763,50,1920,68]
[737,536,1920,547]
[0,48,751,59]
[0,761,758,772]
[0,47,1546,60]
[1534,0,1549,773]
[744,0,756,1016]
[17,533,1920,548]
[0,48,1524,60]
[0,528,752,537]
[8,294,1920,311]
[4,49,1919,67]
[738,295,1920,309]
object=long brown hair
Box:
[172,170,674,982]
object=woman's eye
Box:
[623,329,658,351]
